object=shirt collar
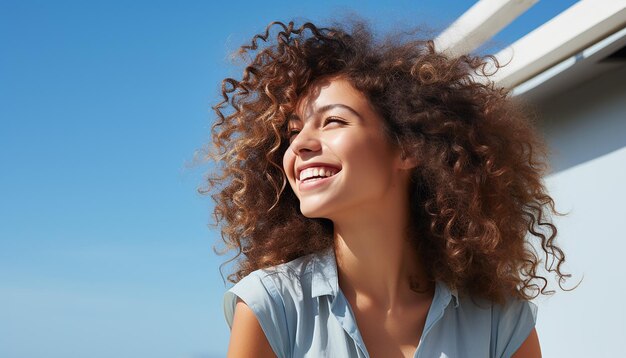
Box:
[310,246,460,309]
[311,246,339,298]
[437,280,460,308]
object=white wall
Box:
[527,64,626,357]
[535,64,626,173]
[538,147,626,357]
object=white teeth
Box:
[299,166,339,181]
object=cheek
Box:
[333,133,396,177]
[330,134,379,165]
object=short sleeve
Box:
[223,272,290,358]
[490,298,538,358]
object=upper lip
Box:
[296,162,342,180]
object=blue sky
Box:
[0,1,578,357]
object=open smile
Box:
[297,166,341,191]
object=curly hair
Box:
[201,19,572,304]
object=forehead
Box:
[292,77,373,120]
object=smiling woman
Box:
[202,19,571,358]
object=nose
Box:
[290,124,322,155]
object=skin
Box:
[227,77,542,357]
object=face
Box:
[282,77,407,220]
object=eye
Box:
[287,128,300,140]
[323,117,347,126]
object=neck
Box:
[332,193,432,311]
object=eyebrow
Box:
[288,103,363,122]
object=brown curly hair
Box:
[201,19,572,304]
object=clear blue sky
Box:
[0,1,578,357]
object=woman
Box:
[205,19,570,357]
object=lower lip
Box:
[298,174,338,191]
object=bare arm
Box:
[511,328,542,358]
[227,297,277,358]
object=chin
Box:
[299,202,332,219]
[299,207,324,219]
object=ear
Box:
[397,151,418,170]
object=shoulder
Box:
[455,294,538,358]
[490,296,538,327]
[490,296,538,358]
[452,292,537,325]
[222,252,320,358]
[431,288,538,358]
[245,251,320,302]
[259,251,320,290]
[223,250,322,329]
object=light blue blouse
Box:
[223,246,537,358]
